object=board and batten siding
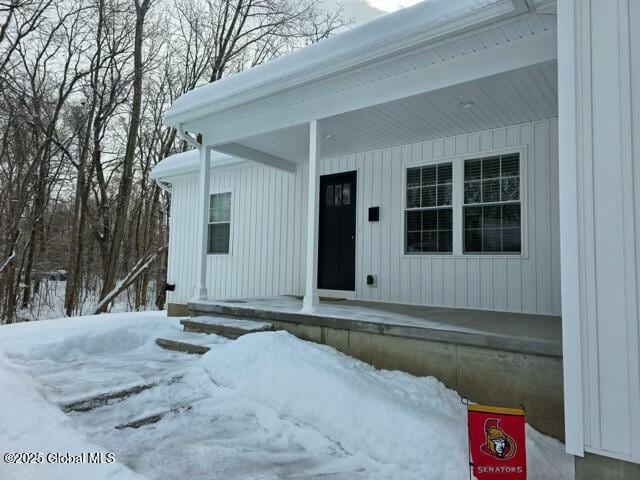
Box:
[167,161,309,304]
[559,0,640,463]
[167,118,560,316]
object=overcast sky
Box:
[322,0,423,25]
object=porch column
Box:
[559,0,640,467]
[302,120,320,310]
[196,144,211,300]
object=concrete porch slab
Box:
[188,296,564,439]
[188,296,562,358]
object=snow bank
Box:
[0,312,174,358]
[197,331,573,480]
[0,314,573,480]
[149,149,239,181]
[0,356,144,480]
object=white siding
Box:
[559,0,640,463]
[167,119,560,316]
[167,163,308,304]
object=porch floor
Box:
[189,296,562,358]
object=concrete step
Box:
[62,375,183,413]
[155,328,228,355]
[181,315,273,339]
[155,338,211,355]
[114,404,192,430]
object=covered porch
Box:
[164,0,560,315]
[158,0,564,444]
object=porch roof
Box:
[157,0,558,177]
[150,149,239,180]
[165,0,508,126]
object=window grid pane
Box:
[404,162,453,254]
[463,154,521,254]
[208,223,230,254]
[209,192,231,223]
[406,163,453,209]
[208,192,231,254]
[405,208,453,253]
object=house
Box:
[151,0,640,477]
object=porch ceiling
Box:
[219,60,557,163]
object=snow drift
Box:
[0,314,573,480]
[0,356,144,480]
[196,331,573,480]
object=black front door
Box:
[318,171,357,291]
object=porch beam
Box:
[214,143,297,173]
[302,120,320,311]
[195,144,211,300]
[201,30,556,145]
[510,0,530,14]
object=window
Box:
[463,153,521,253]
[208,192,231,254]
[404,162,453,253]
[403,150,523,256]
[326,183,351,207]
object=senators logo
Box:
[480,418,517,460]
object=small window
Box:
[405,162,453,254]
[208,192,231,254]
[326,185,334,207]
[342,183,351,205]
[463,154,521,254]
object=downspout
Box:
[175,123,211,301]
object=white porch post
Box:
[303,120,320,310]
[196,144,211,300]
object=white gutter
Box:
[164,0,527,127]
[155,179,172,193]
[177,123,201,148]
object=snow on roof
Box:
[150,149,240,181]
[165,0,501,124]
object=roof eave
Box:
[164,0,525,129]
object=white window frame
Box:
[401,146,528,259]
[207,190,233,256]
[403,160,454,255]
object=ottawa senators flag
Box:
[467,404,527,479]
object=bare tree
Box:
[0,0,346,321]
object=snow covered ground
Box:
[0,312,574,480]
[15,280,158,322]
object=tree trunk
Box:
[94,246,165,314]
[97,0,151,312]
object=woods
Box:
[0,0,345,323]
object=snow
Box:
[0,312,573,480]
[204,296,486,332]
[190,315,272,331]
[150,150,239,181]
[15,280,157,322]
[165,0,501,122]
[0,313,186,480]
[197,296,561,349]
